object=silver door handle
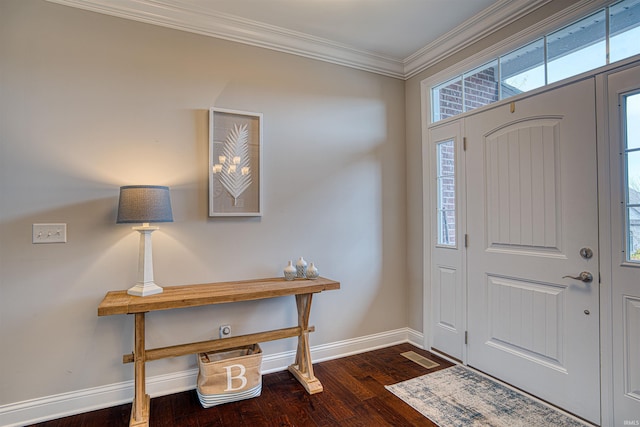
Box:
[563,271,593,283]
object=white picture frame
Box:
[209,107,263,217]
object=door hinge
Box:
[464,234,469,248]
[463,137,467,151]
[465,331,468,345]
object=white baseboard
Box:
[0,327,423,427]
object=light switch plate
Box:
[33,223,67,244]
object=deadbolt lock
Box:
[580,247,593,259]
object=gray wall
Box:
[0,0,407,404]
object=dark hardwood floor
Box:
[29,343,453,427]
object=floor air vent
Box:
[400,351,440,369]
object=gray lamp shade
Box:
[117,185,173,223]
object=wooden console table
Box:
[98,276,340,427]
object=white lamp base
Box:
[127,225,164,297]
[127,282,163,296]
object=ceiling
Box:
[46,0,551,79]
[159,0,498,59]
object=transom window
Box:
[432,0,640,123]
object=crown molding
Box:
[403,0,553,79]
[45,0,405,78]
[46,0,552,80]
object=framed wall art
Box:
[209,108,263,216]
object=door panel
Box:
[485,275,566,370]
[465,78,600,424]
[485,119,561,251]
[623,297,640,397]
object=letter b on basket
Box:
[224,363,248,391]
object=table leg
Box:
[130,312,150,427]
[288,293,323,394]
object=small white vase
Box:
[296,257,307,278]
[284,260,296,281]
[306,262,319,279]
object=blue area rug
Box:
[386,365,588,427]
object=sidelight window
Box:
[436,140,456,246]
[624,92,640,261]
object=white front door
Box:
[605,64,640,426]
[465,78,600,423]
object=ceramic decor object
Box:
[296,257,307,278]
[284,261,296,281]
[306,262,319,279]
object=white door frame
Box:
[595,69,615,427]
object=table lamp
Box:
[117,185,173,296]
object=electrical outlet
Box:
[32,223,67,244]
[219,324,231,338]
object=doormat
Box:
[386,365,589,427]
[400,351,440,369]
